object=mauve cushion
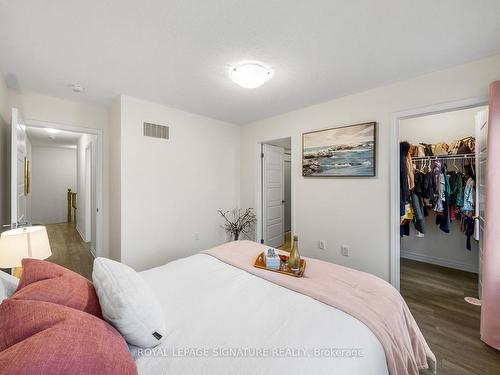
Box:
[0,299,137,375]
[12,258,102,318]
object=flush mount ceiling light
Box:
[45,128,59,134]
[230,63,273,89]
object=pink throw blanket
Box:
[203,241,435,375]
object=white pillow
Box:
[92,257,166,348]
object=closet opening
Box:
[391,100,496,371]
[256,137,292,250]
[398,105,487,297]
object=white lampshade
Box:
[0,226,52,268]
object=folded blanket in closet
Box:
[203,241,436,375]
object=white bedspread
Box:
[136,254,389,375]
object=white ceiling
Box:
[26,127,81,149]
[1,1,500,125]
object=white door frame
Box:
[10,108,22,226]
[10,108,32,227]
[255,137,295,244]
[262,144,285,247]
[22,118,104,258]
[389,96,487,290]
[84,143,92,243]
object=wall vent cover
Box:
[143,122,169,139]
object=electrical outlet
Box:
[318,240,326,250]
[341,245,349,257]
[195,233,200,240]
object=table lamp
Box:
[0,226,52,277]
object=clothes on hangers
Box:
[449,171,465,208]
[406,149,415,191]
[435,165,451,233]
[400,142,412,237]
[463,177,475,212]
[400,142,426,236]
[433,161,445,212]
[463,214,475,251]
[400,142,411,216]
[413,170,424,196]
[424,170,436,207]
[412,193,426,234]
[400,142,476,249]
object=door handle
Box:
[282,200,286,204]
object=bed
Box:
[1,241,434,375]
[134,241,435,375]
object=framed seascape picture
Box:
[302,122,376,177]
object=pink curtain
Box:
[481,80,500,349]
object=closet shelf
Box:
[412,153,475,161]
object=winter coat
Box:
[400,142,411,215]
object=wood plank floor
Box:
[45,223,94,280]
[401,258,500,375]
[278,231,292,251]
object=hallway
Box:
[45,223,94,280]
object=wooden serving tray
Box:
[254,252,306,277]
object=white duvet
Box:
[136,254,389,375]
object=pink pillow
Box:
[0,299,137,375]
[13,258,102,318]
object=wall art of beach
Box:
[302,123,375,177]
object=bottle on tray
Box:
[287,235,301,272]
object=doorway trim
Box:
[255,137,294,246]
[84,143,92,243]
[389,96,487,290]
[22,118,104,258]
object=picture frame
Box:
[24,157,30,195]
[302,122,376,177]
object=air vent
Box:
[143,122,169,139]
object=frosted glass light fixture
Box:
[230,63,273,89]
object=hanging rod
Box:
[412,153,475,161]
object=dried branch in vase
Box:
[218,208,257,241]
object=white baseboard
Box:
[75,225,89,243]
[401,250,478,274]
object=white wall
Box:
[76,133,97,247]
[400,107,485,273]
[31,146,77,224]
[108,98,121,261]
[0,73,8,124]
[400,106,486,144]
[7,91,110,257]
[240,54,500,281]
[0,73,10,228]
[118,95,240,270]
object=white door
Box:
[262,144,285,248]
[10,108,30,227]
[475,110,488,299]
